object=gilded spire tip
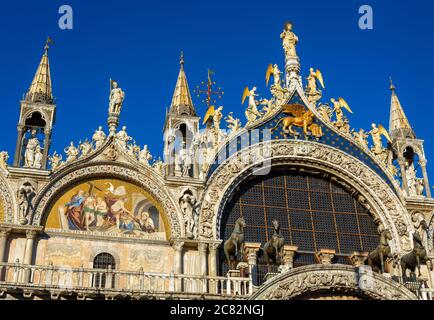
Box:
[180,51,185,68]
[389,77,395,92]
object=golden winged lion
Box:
[271,104,322,137]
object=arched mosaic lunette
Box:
[199,140,414,253]
[32,162,183,238]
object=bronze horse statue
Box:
[224,217,247,270]
[398,231,431,279]
[367,228,393,274]
[258,220,285,273]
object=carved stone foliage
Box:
[198,140,413,253]
[0,176,15,223]
[31,163,182,237]
[250,265,417,300]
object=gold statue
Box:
[280,22,298,59]
[242,87,262,123]
[331,97,353,127]
[266,64,282,87]
[306,68,325,95]
[352,128,369,149]
[203,105,223,132]
[369,123,391,154]
[271,104,321,137]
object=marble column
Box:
[42,128,52,170]
[0,228,11,282]
[208,242,220,294]
[171,240,184,292]
[23,230,37,283]
[398,158,410,196]
[0,228,11,263]
[198,243,208,293]
[419,159,431,198]
[13,125,25,167]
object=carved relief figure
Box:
[180,191,199,239]
[18,183,36,225]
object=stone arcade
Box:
[0,25,433,300]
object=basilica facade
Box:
[0,23,433,300]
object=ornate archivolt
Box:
[31,162,183,238]
[198,140,414,253]
[250,264,417,300]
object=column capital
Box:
[25,230,38,240]
[208,241,222,252]
[170,240,184,252]
[348,252,369,267]
[198,242,208,253]
[0,228,11,238]
[315,249,336,265]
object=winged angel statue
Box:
[242,87,262,124]
[331,97,353,126]
[306,68,325,95]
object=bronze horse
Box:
[399,231,431,279]
[224,217,247,270]
[367,229,393,274]
[258,220,285,273]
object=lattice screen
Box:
[220,168,379,284]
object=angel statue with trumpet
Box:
[331,97,353,128]
[306,68,325,95]
[242,87,262,124]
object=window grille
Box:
[219,168,379,285]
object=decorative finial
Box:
[45,37,54,54]
[180,51,185,68]
[389,77,396,92]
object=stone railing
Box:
[0,262,252,300]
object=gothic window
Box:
[93,253,116,288]
[219,168,379,285]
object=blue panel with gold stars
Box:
[207,91,397,194]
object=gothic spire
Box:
[170,52,196,116]
[388,78,415,140]
[25,37,54,104]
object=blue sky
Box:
[0,0,433,176]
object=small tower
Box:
[163,53,200,179]
[13,39,56,170]
[389,79,431,198]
